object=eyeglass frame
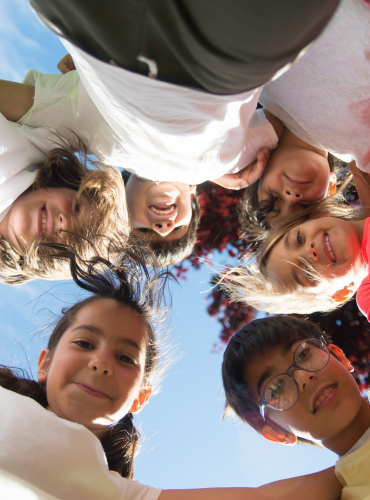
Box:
[259,334,330,419]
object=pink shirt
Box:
[356,218,370,319]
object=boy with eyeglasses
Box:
[222,315,370,500]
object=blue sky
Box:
[0,0,337,490]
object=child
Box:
[0,241,344,500]
[0,114,127,284]
[238,109,339,239]
[222,197,370,315]
[222,315,370,500]
[0,61,272,265]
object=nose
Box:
[283,189,303,202]
[293,369,317,392]
[57,212,71,238]
[305,241,319,261]
[151,220,175,236]
[88,354,113,376]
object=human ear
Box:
[189,185,197,196]
[327,172,337,196]
[261,424,297,445]
[130,384,152,414]
[328,344,354,373]
[332,282,355,303]
[37,348,51,383]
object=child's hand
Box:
[57,54,76,74]
[211,147,270,190]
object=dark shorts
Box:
[30,0,340,94]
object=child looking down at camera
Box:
[222,315,370,500]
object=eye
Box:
[137,228,153,234]
[117,354,135,365]
[173,225,185,232]
[300,203,310,209]
[266,378,285,404]
[304,265,317,285]
[74,340,93,349]
[74,201,81,215]
[297,230,303,246]
[296,347,311,364]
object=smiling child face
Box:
[266,217,364,291]
[125,175,196,242]
[37,299,150,436]
[258,147,336,225]
[0,187,91,252]
[244,338,362,445]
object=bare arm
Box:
[159,466,342,500]
[0,80,34,122]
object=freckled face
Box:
[38,299,148,433]
[245,340,362,443]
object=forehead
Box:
[243,338,303,388]
[68,299,148,346]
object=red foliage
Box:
[178,181,370,393]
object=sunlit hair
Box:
[238,154,351,250]
[222,315,331,446]
[220,198,367,314]
[1,234,174,478]
[0,138,129,285]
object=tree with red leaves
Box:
[178,179,370,393]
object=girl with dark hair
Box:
[0,238,343,500]
[0,236,171,488]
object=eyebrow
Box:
[284,231,290,250]
[281,338,302,355]
[257,339,302,395]
[257,366,274,397]
[71,324,142,352]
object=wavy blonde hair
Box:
[221,198,368,314]
[0,141,129,284]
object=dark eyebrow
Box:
[284,231,290,250]
[281,338,302,355]
[71,324,142,352]
[257,366,274,397]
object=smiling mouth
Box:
[323,232,336,263]
[41,206,47,234]
[149,204,177,218]
[313,384,337,412]
[285,174,311,186]
[75,382,110,399]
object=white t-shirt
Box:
[0,386,162,500]
[0,113,58,222]
[259,0,370,170]
[20,39,278,185]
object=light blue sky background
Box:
[0,0,337,490]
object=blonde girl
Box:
[222,199,369,314]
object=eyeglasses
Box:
[259,335,330,419]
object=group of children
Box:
[2,0,370,498]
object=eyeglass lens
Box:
[263,338,329,411]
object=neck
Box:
[322,398,370,456]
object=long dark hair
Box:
[0,235,173,478]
